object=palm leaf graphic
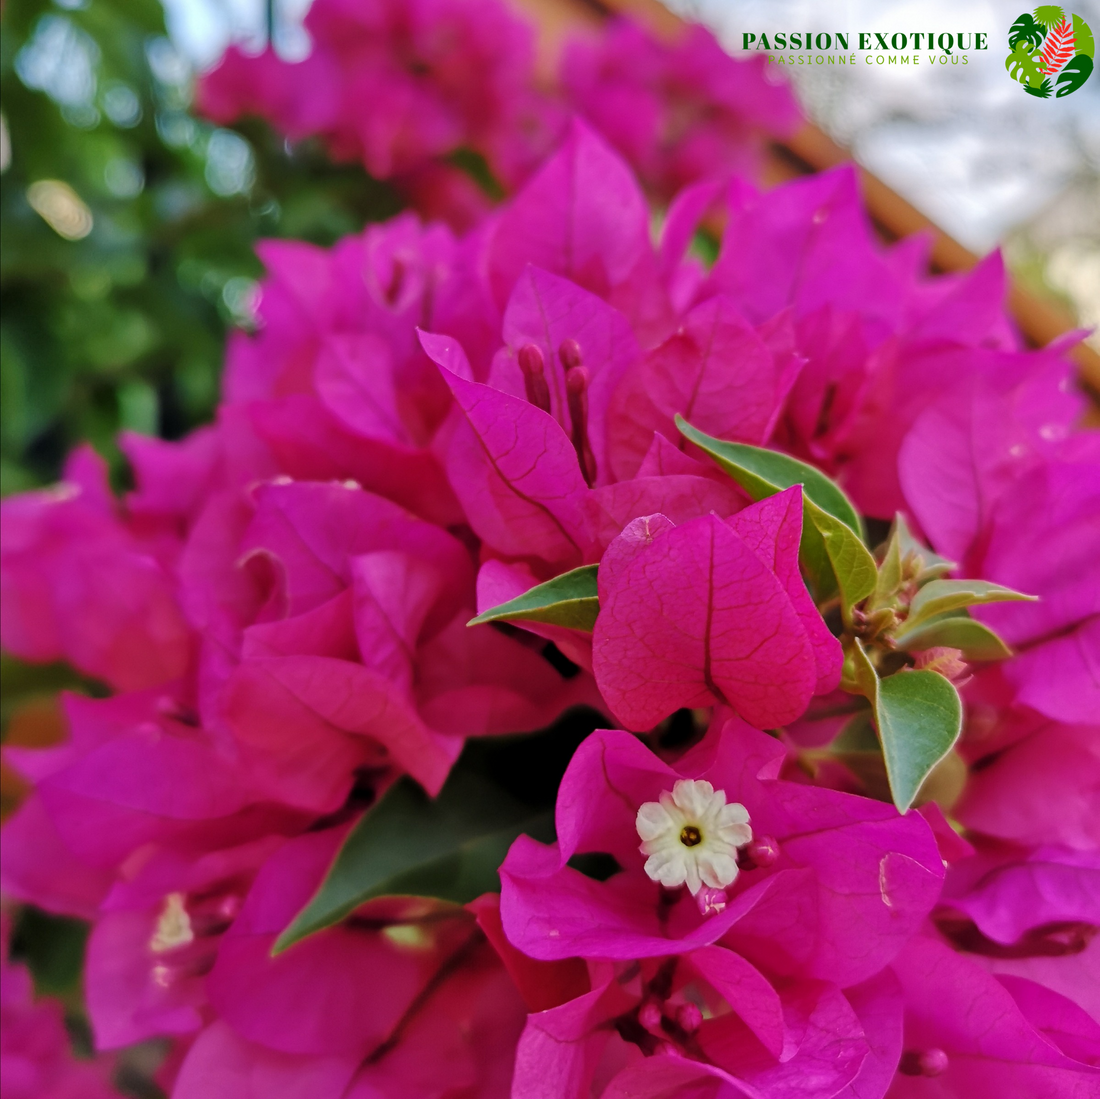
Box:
[1025,76,1053,96]
[1033,5,1065,29]
[1010,12,1046,50]
[1055,53,1094,95]
[1039,17,1075,74]
[1072,14,1095,59]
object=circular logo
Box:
[1006,7,1094,97]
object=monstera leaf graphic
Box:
[1010,12,1046,49]
[1056,53,1094,94]
[1033,5,1066,28]
[1006,41,1048,85]
[1025,75,1054,96]
[1040,17,1076,73]
[1072,14,1095,57]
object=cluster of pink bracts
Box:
[2,2,1099,1097]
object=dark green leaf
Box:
[901,579,1036,635]
[274,772,542,953]
[1009,12,1046,49]
[874,670,962,812]
[1056,54,1094,96]
[468,565,599,632]
[893,612,1012,661]
[675,417,863,535]
[1024,76,1053,97]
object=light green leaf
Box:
[1073,14,1095,58]
[900,579,1036,635]
[869,527,903,613]
[1033,5,1065,30]
[894,514,954,582]
[841,636,880,701]
[1006,41,1047,87]
[806,500,877,621]
[894,612,1012,661]
[468,565,599,632]
[274,772,545,953]
[875,670,962,812]
[675,417,863,535]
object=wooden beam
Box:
[549,0,1100,394]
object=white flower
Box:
[636,779,752,895]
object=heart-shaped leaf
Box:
[900,579,1036,636]
[874,670,962,812]
[274,771,548,953]
[468,564,599,631]
[893,612,1012,661]
[675,417,863,535]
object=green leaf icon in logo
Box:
[1010,12,1047,48]
[1006,41,1048,86]
[1073,13,1095,56]
[1025,76,1054,96]
[1033,5,1066,29]
[1056,53,1094,94]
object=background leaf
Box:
[469,564,599,631]
[274,771,548,952]
[875,670,962,812]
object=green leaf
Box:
[893,612,1012,661]
[874,670,962,812]
[894,514,954,582]
[900,579,1036,635]
[841,636,880,701]
[1009,12,1046,49]
[1056,54,1094,96]
[1024,76,1053,97]
[1072,15,1095,58]
[468,565,599,632]
[1006,42,1047,86]
[869,527,903,613]
[806,500,878,621]
[675,417,863,535]
[1033,5,1065,30]
[274,772,543,953]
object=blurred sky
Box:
[157,0,1100,336]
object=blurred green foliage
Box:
[1,0,402,495]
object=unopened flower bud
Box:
[739,835,780,870]
[695,887,728,916]
[900,1048,949,1076]
[676,1002,703,1034]
[517,343,551,414]
[638,1000,663,1034]
[557,338,582,371]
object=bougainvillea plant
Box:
[2,1,1098,1097]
